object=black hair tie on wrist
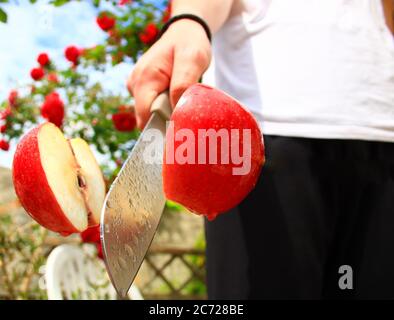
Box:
[159,14,212,42]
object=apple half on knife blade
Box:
[12,122,105,236]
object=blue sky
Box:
[0,1,135,168]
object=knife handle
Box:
[150,92,172,121]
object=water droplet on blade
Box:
[125,244,134,257]
[118,257,128,270]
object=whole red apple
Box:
[163,84,265,220]
[12,123,106,235]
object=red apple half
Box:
[12,122,105,235]
[163,84,265,220]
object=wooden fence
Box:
[1,199,207,300]
[142,246,206,300]
[44,237,207,300]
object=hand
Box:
[127,19,212,129]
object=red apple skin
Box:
[12,124,78,235]
[163,84,265,220]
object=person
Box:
[128,0,394,299]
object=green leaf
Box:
[165,200,184,212]
[0,8,7,23]
[49,0,70,7]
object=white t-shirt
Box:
[204,0,394,142]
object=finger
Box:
[170,47,210,107]
[132,66,170,129]
[127,61,143,96]
[126,74,133,96]
[127,41,168,97]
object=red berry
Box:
[108,29,117,37]
[108,29,121,45]
[118,105,129,112]
[30,67,45,81]
[0,124,6,133]
[162,2,172,23]
[41,92,65,127]
[163,84,265,220]
[96,13,116,31]
[47,73,59,83]
[115,159,123,167]
[111,51,124,64]
[8,90,18,107]
[112,108,136,132]
[0,107,12,120]
[0,139,10,151]
[37,53,50,66]
[64,46,81,64]
[118,0,132,5]
[139,23,159,45]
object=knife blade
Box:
[100,92,172,298]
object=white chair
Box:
[45,244,143,300]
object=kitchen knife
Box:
[100,92,172,298]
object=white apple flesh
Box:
[12,122,105,235]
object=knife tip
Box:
[115,287,129,299]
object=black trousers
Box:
[205,135,394,299]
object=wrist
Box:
[160,14,212,43]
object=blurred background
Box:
[0,0,206,300]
